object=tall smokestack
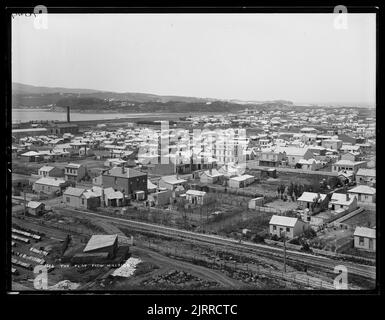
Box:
[67,106,70,123]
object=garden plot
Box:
[264,199,299,212]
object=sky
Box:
[12,13,376,106]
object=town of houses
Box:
[11,105,376,290]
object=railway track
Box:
[56,208,376,281]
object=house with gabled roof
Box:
[354,226,376,252]
[340,152,360,162]
[269,215,309,239]
[274,146,314,167]
[158,175,187,191]
[328,192,357,212]
[27,201,45,216]
[185,189,209,205]
[348,185,376,203]
[20,151,43,162]
[199,169,224,184]
[63,186,100,209]
[332,160,367,174]
[356,168,375,186]
[297,192,328,210]
[33,177,68,194]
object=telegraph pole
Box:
[23,189,27,216]
[283,231,287,273]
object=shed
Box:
[27,201,45,216]
[248,197,264,209]
[83,234,119,258]
[228,174,255,188]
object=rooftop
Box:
[348,185,376,195]
[186,189,207,197]
[160,175,187,185]
[21,151,41,157]
[230,174,255,182]
[334,160,367,166]
[354,226,375,239]
[39,166,55,172]
[269,215,299,227]
[297,192,327,203]
[63,187,86,197]
[83,234,118,253]
[34,177,66,187]
[202,169,223,178]
[27,201,43,209]
[274,146,311,157]
[103,167,146,179]
[13,128,47,133]
[356,168,376,177]
[65,163,82,168]
[330,193,355,206]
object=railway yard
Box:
[10,204,375,291]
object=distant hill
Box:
[12,82,100,95]
[12,82,294,113]
[12,82,213,105]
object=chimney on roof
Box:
[346,193,350,201]
[67,106,70,123]
[121,165,125,174]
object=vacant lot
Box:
[264,199,298,211]
[311,227,354,251]
[343,210,376,228]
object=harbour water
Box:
[12,109,189,123]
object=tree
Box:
[301,241,312,253]
[252,234,265,243]
[303,228,317,239]
[271,234,279,241]
[320,179,327,190]
[298,184,304,196]
[288,182,294,198]
[293,183,300,198]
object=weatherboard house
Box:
[63,187,100,209]
[297,192,328,210]
[354,227,376,252]
[348,185,376,204]
[269,215,309,239]
[199,169,224,184]
[33,177,68,194]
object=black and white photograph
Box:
[7,7,377,294]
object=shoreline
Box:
[11,111,225,126]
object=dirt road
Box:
[134,246,248,289]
